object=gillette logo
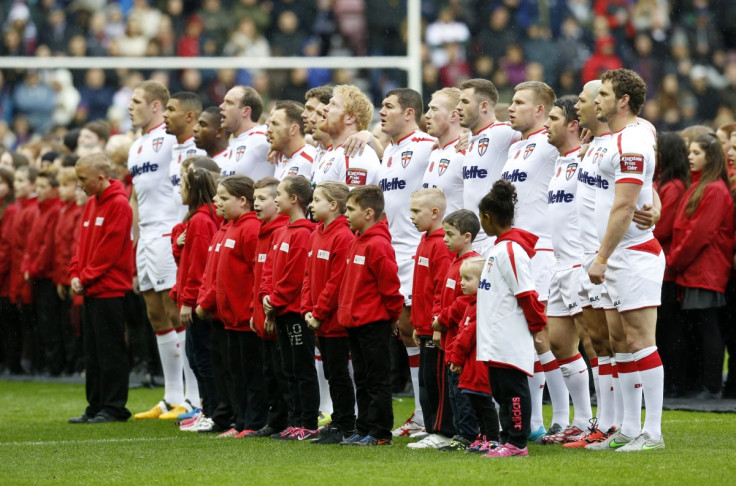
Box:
[463,165,487,179]
[548,190,574,204]
[379,177,407,191]
[578,170,609,189]
[129,161,159,177]
[501,169,527,183]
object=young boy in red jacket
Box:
[339,185,404,446]
[431,209,482,451]
[406,188,454,449]
[0,166,20,374]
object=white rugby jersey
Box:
[212,147,230,168]
[170,136,206,222]
[379,130,436,260]
[128,122,178,233]
[310,144,380,187]
[462,122,521,245]
[309,145,332,184]
[421,138,464,214]
[220,125,273,180]
[476,239,536,376]
[576,134,611,252]
[594,122,657,249]
[548,147,584,268]
[274,144,315,181]
[500,129,558,249]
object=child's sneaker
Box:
[354,435,392,446]
[339,433,364,446]
[406,433,451,449]
[271,426,297,440]
[541,425,583,445]
[285,427,319,441]
[392,413,423,437]
[437,435,471,452]
[528,424,546,443]
[483,443,529,457]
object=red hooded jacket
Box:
[9,196,38,304]
[654,178,688,282]
[411,227,453,336]
[445,297,491,395]
[176,204,220,309]
[667,174,734,293]
[302,215,354,338]
[259,217,315,316]
[23,196,63,280]
[0,204,19,297]
[338,219,404,328]
[252,215,289,339]
[53,200,84,286]
[216,211,260,330]
[436,250,480,352]
[69,179,133,298]
[197,220,230,319]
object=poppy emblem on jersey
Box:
[401,151,413,168]
[556,167,562,178]
[236,145,246,161]
[468,141,474,152]
[387,157,392,168]
[429,161,434,173]
[593,147,607,165]
[478,137,489,156]
[152,137,164,153]
[566,162,578,180]
[523,143,536,159]
[439,158,450,176]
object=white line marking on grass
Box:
[0,437,179,446]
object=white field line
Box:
[0,436,180,446]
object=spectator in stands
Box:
[37,7,69,55]
[271,10,306,57]
[198,0,232,50]
[177,15,203,57]
[426,7,471,68]
[499,44,528,87]
[224,17,271,58]
[13,70,54,136]
[117,16,148,57]
[51,69,81,129]
[477,6,515,61]
[233,0,271,35]
[690,65,721,124]
[77,69,114,126]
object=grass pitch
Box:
[1,381,735,485]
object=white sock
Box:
[540,350,570,427]
[611,358,623,429]
[597,356,615,431]
[559,353,592,430]
[156,330,184,405]
[634,346,664,440]
[177,328,200,409]
[615,352,642,438]
[590,357,600,411]
[407,346,423,426]
[348,356,358,416]
[315,348,333,414]
[528,359,545,430]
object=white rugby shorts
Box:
[547,265,584,318]
[600,246,664,313]
[531,250,555,302]
[136,231,177,292]
[397,257,414,307]
[580,252,604,309]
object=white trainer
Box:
[407,434,452,449]
[616,432,665,452]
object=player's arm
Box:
[130,186,140,246]
[343,130,385,159]
[633,189,661,229]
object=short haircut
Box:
[280,175,313,212]
[443,209,480,241]
[515,81,556,114]
[315,181,350,214]
[16,165,38,183]
[37,167,59,187]
[219,174,255,208]
[83,120,110,143]
[583,79,602,100]
[600,68,647,116]
[333,85,373,132]
[554,96,580,124]
[460,256,485,277]
[170,91,203,116]
[433,87,461,110]
[386,88,423,124]
[11,152,29,169]
[718,122,736,139]
[478,179,517,227]
[135,80,169,106]
[58,166,78,185]
[181,155,221,177]
[273,100,306,135]
[305,85,333,106]
[202,106,222,125]
[460,78,499,107]
[680,124,714,145]
[347,184,384,219]
[76,153,113,178]
[236,85,264,122]
[254,176,279,198]
[59,153,79,167]
[411,187,447,217]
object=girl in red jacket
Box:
[668,134,734,398]
[176,166,220,420]
[303,181,356,444]
[0,166,19,373]
[260,175,319,440]
[214,175,268,438]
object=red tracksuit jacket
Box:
[436,250,480,352]
[411,227,453,337]
[0,204,19,297]
[69,179,133,298]
[338,219,403,328]
[9,196,38,304]
[197,220,230,320]
[252,215,289,339]
[23,197,63,281]
[445,297,491,394]
[302,215,354,338]
[216,211,260,330]
[53,200,84,287]
[176,204,220,309]
[259,217,315,317]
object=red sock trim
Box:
[315,355,323,362]
[155,329,176,336]
[616,360,639,374]
[409,354,420,367]
[175,326,186,333]
[599,363,612,376]
[612,364,618,378]
[541,359,560,372]
[558,353,583,366]
[533,360,544,373]
[636,350,662,371]
[590,357,598,368]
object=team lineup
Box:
[67,67,666,456]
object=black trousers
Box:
[209,320,235,428]
[657,281,681,393]
[721,279,736,396]
[447,369,478,441]
[683,307,724,394]
[319,335,355,432]
[275,312,319,430]
[418,336,455,437]
[33,279,64,375]
[82,297,130,419]
[487,365,531,449]
[186,315,218,417]
[0,297,21,373]
[467,392,500,441]
[227,329,268,431]
[348,321,393,440]
[262,338,288,430]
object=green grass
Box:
[1,381,735,485]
